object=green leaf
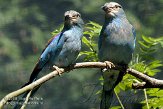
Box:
[95,90,102,95]
[139,41,151,49]
[111,106,121,109]
[142,35,154,44]
[82,36,92,48]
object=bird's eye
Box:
[115,5,121,9]
[115,5,119,8]
[76,14,80,17]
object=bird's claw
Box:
[104,61,115,69]
[53,65,62,76]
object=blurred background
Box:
[0,0,162,109]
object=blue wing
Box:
[98,26,106,51]
[38,33,62,68]
[28,32,63,83]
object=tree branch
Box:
[20,90,32,109]
[127,68,163,89]
[0,62,163,108]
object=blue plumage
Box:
[14,10,84,109]
[98,2,136,109]
[28,10,84,84]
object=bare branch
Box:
[20,90,32,109]
[127,68,163,89]
[0,62,163,108]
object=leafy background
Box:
[0,0,163,109]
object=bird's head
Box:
[102,2,125,18]
[64,10,84,28]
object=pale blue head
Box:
[102,2,126,19]
[64,10,84,29]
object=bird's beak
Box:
[65,15,70,20]
[106,8,112,13]
[101,5,107,11]
[102,6,115,17]
[102,6,112,13]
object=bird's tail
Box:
[100,69,125,109]
[100,88,114,109]
[27,63,42,86]
[13,64,42,109]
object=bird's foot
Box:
[104,61,115,69]
[53,65,62,76]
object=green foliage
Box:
[117,35,163,108]
[141,88,163,108]
[116,35,163,109]
[138,36,163,108]
[139,35,163,60]
[79,22,101,62]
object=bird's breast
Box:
[99,24,134,64]
[54,30,82,67]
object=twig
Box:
[143,89,149,109]
[20,90,32,109]
[114,90,125,109]
[0,62,163,108]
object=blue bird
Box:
[98,2,136,109]
[28,10,84,84]
[27,10,84,84]
[14,10,84,109]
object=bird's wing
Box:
[42,32,63,54]
[28,32,63,83]
[38,33,63,67]
[98,26,106,50]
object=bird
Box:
[98,2,136,109]
[14,10,84,109]
[26,10,84,85]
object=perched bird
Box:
[98,2,136,109]
[27,10,84,85]
[14,10,84,109]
